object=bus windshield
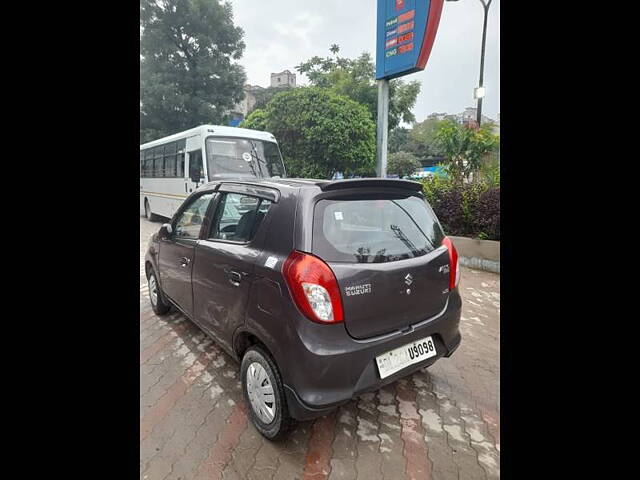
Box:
[205,137,286,180]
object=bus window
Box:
[144,149,154,177]
[153,146,165,177]
[164,142,177,177]
[177,153,185,178]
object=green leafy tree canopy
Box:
[410,116,445,156]
[296,47,420,131]
[140,0,246,143]
[241,87,376,179]
[388,151,421,178]
[434,120,500,185]
[251,85,292,112]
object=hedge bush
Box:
[473,187,500,240]
[422,177,500,241]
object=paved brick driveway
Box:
[140,217,500,480]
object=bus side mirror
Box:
[159,223,173,239]
[190,168,201,184]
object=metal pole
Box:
[476,0,491,126]
[376,79,390,177]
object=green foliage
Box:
[410,117,444,157]
[140,0,246,143]
[251,85,292,112]
[421,167,454,203]
[241,109,268,131]
[388,151,421,178]
[240,87,376,179]
[421,175,500,240]
[388,127,411,154]
[434,120,500,185]
[478,154,500,187]
[388,115,453,166]
[296,47,420,130]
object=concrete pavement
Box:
[140,217,500,480]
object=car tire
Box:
[241,346,293,440]
[145,199,158,222]
[147,268,171,315]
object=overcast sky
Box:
[229,0,500,123]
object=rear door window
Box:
[312,196,444,263]
[208,193,272,243]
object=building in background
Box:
[459,107,496,128]
[427,112,451,121]
[270,70,296,88]
[233,84,265,118]
[228,70,297,126]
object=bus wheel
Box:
[145,199,157,222]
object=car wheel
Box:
[145,199,158,222]
[241,346,293,440]
[147,268,170,315]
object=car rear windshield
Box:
[312,195,445,263]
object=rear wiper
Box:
[391,200,436,251]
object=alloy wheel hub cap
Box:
[246,362,275,424]
[149,275,157,305]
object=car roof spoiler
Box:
[318,178,423,192]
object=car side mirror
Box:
[159,223,173,239]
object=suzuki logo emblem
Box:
[404,273,413,286]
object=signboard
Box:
[376,0,444,80]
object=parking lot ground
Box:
[140,217,500,480]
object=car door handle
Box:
[226,270,242,286]
[179,256,191,267]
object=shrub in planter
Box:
[428,187,466,236]
[422,176,500,240]
[472,187,500,240]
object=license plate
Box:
[375,336,437,379]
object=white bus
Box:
[140,125,286,220]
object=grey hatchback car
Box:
[145,177,462,439]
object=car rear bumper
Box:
[282,290,462,421]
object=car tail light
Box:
[442,236,460,290]
[282,251,344,324]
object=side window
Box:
[140,151,144,177]
[164,142,177,177]
[209,193,272,243]
[154,146,164,177]
[177,152,185,178]
[174,193,214,240]
[144,150,154,177]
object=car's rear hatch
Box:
[311,181,450,340]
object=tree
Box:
[140,0,246,143]
[388,151,421,178]
[296,47,420,130]
[241,87,376,179]
[410,117,444,156]
[434,120,500,186]
[390,115,452,165]
[240,108,267,131]
[251,85,291,112]
[388,127,411,154]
